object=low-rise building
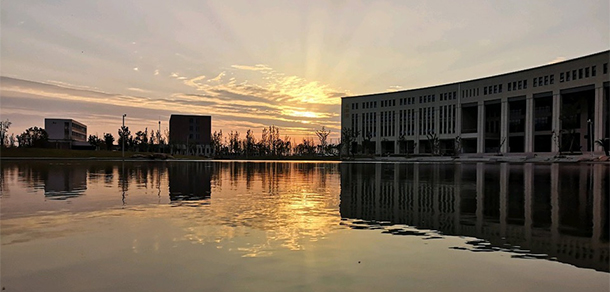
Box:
[44,118,91,149]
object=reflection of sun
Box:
[175,163,341,257]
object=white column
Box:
[500,99,508,153]
[525,95,534,153]
[551,91,561,153]
[594,86,605,153]
[477,102,485,153]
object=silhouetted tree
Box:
[103,133,115,150]
[17,126,48,148]
[88,134,103,150]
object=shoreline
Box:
[2,154,608,164]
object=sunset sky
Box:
[1,0,608,142]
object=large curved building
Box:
[341,50,609,155]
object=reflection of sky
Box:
[1,1,608,140]
[1,161,609,291]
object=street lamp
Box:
[122,114,127,159]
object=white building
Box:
[341,50,609,155]
[45,118,88,149]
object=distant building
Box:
[341,50,609,155]
[44,118,91,149]
[169,115,212,156]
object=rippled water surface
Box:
[1,161,608,291]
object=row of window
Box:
[440,91,457,101]
[463,88,480,98]
[507,79,527,91]
[381,100,396,108]
[439,105,456,135]
[560,65,599,83]
[399,97,416,106]
[533,74,554,87]
[483,84,503,95]
[419,94,436,104]
[350,62,608,111]
[399,109,416,136]
[418,107,436,136]
[380,111,396,137]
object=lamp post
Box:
[122,114,127,159]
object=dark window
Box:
[544,76,548,85]
[508,83,512,91]
[572,70,577,80]
[512,82,517,90]
[560,72,564,82]
[604,63,608,74]
[498,84,502,93]
[585,67,589,78]
[523,80,527,89]
[579,68,583,79]
[518,81,522,90]
[566,71,571,81]
[493,85,498,94]
[549,75,554,84]
[533,78,537,87]
[484,87,488,95]
[592,66,596,76]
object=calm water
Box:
[1,161,608,292]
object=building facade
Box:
[169,114,212,156]
[341,51,610,155]
[44,118,88,149]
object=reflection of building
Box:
[44,165,87,199]
[169,115,212,156]
[45,118,91,149]
[340,163,609,272]
[341,51,609,155]
[168,163,212,201]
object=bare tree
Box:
[315,126,331,154]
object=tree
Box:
[17,126,48,148]
[315,126,331,154]
[229,131,241,154]
[341,127,360,157]
[88,134,103,150]
[118,126,132,151]
[212,130,223,156]
[0,119,12,148]
[103,133,115,150]
[244,129,256,157]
